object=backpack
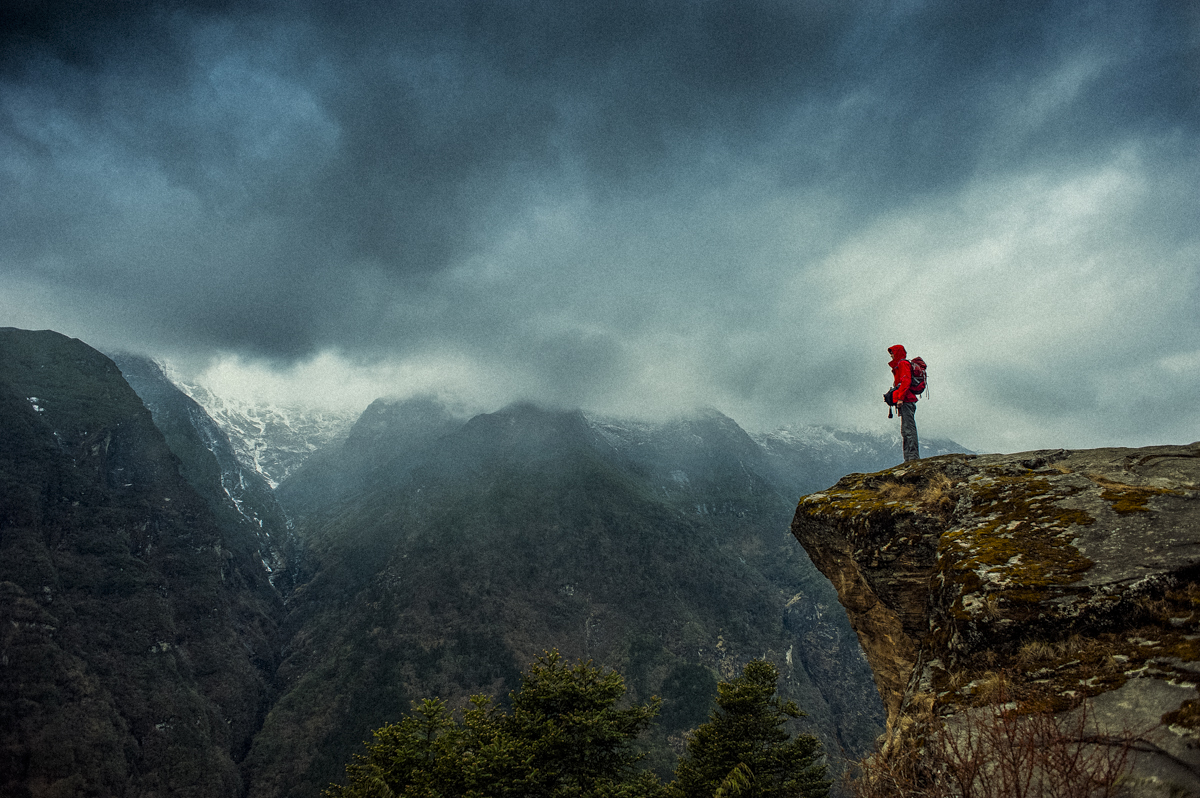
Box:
[884,356,928,406]
[909,357,927,395]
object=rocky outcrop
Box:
[791,445,1200,797]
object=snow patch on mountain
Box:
[166,368,360,488]
[753,424,896,456]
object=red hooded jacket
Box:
[888,344,919,404]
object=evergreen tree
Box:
[326,651,663,798]
[669,660,830,798]
[498,650,663,796]
[328,698,467,797]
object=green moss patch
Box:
[796,470,955,541]
[1088,476,1183,514]
[939,473,1094,598]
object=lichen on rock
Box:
[792,443,1200,798]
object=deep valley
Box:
[1,328,969,797]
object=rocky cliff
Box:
[791,445,1200,797]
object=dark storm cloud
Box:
[2,0,1197,450]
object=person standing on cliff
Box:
[888,344,920,462]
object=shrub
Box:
[848,692,1133,798]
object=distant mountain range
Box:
[0,328,972,798]
[174,379,966,516]
[252,399,894,794]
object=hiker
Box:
[887,344,920,462]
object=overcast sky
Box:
[2,0,1197,454]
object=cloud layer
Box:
[2,0,1197,452]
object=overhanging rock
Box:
[791,444,1200,797]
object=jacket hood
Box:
[888,344,907,361]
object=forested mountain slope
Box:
[249,403,885,797]
[109,352,299,592]
[0,329,284,797]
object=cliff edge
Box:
[791,445,1200,797]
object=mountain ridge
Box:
[166,373,360,490]
[108,352,300,592]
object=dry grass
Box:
[877,481,917,502]
[1060,634,1087,657]
[1136,596,1172,620]
[972,671,1008,703]
[945,670,971,691]
[917,474,955,511]
[1014,635,1102,670]
[876,473,956,513]
[1017,640,1057,667]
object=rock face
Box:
[791,446,1200,797]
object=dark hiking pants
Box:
[899,402,919,461]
